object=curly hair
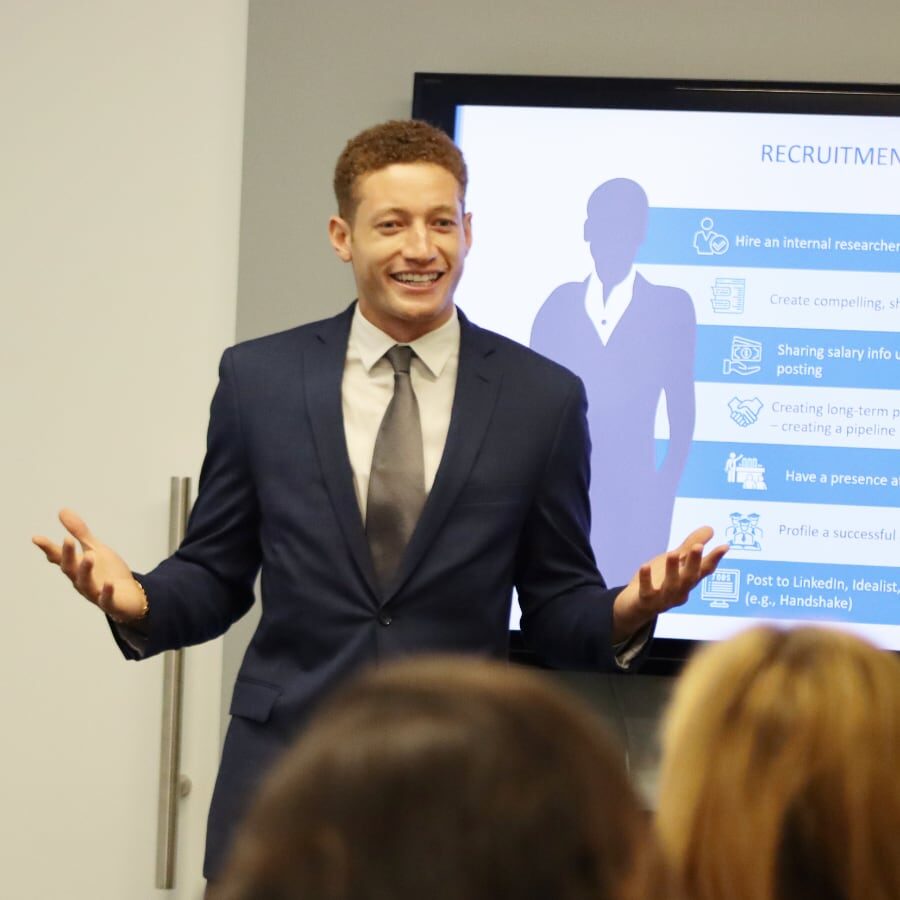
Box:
[333,119,467,220]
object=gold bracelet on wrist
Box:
[132,578,150,621]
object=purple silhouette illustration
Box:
[530,179,696,585]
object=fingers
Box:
[33,509,97,561]
[677,525,713,550]
[644,545,703,595]
[674,527,729,580]
[32,535,63,563]
[699,543,730,576]
[681,542,705,581]
[74,551,100,601]
[34,511,118,615]
[95,582,117,620]
[60,536,80,580]
[640,548,693,597]
[633,534,729,620]
[638,563,653,596]
[665,549,682,582]
[49,536,100,602]
[59,507,97,551]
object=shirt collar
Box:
[350,304,460,377]
[585,266,637,308]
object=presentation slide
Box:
[453,105,900,648]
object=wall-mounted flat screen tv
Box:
[413,73,900,665]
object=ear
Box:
[328,216,353,262]
[463,211,473,253]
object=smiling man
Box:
[33,120,726,887]
[328,152,471,341]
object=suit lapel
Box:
[382,311,502,603]
[304,305,380,595]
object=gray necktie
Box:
[366,345,426,588]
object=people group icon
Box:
[725,512,763,551]
[530,178,697,585]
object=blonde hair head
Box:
[657,626,900,900]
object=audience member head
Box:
[333,119,467,221]
[219,655,662,900]
[657,626,900,900]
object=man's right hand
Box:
[32,509,147,624]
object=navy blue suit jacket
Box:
[121,304,626,877]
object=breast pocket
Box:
[229,677,282,724]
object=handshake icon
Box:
[728,396,763,427]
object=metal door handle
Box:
[156,477,192,889]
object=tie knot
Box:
[386,344,413,375]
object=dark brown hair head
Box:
[219,656,661,900]
[333,119,467,221]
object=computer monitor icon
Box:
[701,568,741,609]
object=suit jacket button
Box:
[378,613,392,626]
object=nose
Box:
[403,223,436,261]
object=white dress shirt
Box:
[584,267,637,345]
[342,305,459,521]
[122,304,646,664]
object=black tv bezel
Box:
[412,72,900,674]
[413,72,900,130]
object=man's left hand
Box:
[612,526,728,642]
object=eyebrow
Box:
[371,204,460,220]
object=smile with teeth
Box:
[391,272,444,284]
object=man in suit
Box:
[34,121,726,881]
[531,178,696,586]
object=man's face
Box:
[329,162,472,342]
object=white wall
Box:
[227,0,900,791]
[2,2,247,896]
